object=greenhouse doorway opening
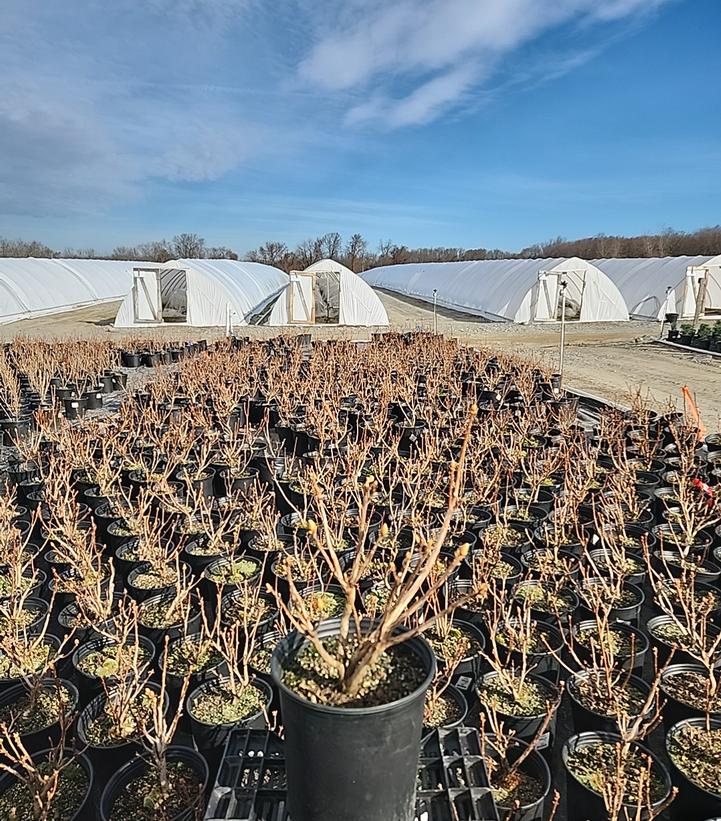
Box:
[272,269,342,325]
[531,270,586,322]
[158,269,188,323]
[314,270,341,324]
[684,264,721,318]
[128,267,189,324]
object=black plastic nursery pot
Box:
[652,523,715,558]
[421,683,468,743]
[178,467,215,500]
[587,548,647,587]
[111,370,128,390]
[71,635,156,705]
[0,633,61,692]
[99,745,209,821]
[271,619,436,821]
[484,735,551,821]
[63,396,87,420]
[660,664,721,729]
[0,678,79,754]
[653,549,721,585]
[493,621,563,685]
[219,466,259,498]
[99,372,115,393]
[647,614,721,668]
[477,671,561,747]
[181,537,225,576]
[521,547,580,582]
[126,560,190,602]
[138,591,202,646]
[200,555,262,610]
[562,731,673,821]
[0,747,94,821]
[666,717,721,820]
[83,388,104,410]
[573,619,649,674]
[76,683,169,779]
[430,618,485,683]
[120,351,142,368]
[5,596,49,635]
[164,632,226,705]
[186,675,273,751]
[578,579,645,625]
[142,351,162,368]
[0,416,31,445]
[567,670,652,735]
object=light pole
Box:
[559,280,568,387]
[432,289,438,334]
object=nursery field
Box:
[2,293,721,425]
[0,331,719,821]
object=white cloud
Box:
[347,65,478,128]
[299,0,671,126]
[0,0,286,216]
[0,0,673,221]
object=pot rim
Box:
[271,617,436,717]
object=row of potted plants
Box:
[669,321,721,351]
[0,332,719,821]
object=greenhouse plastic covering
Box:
[590,256,721,320]
[0,258,138,324]
[269,259,388,326]
[362,257,628,323]
[114,258,288,327]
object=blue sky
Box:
[1,0,719,254]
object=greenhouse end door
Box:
[288,272,315,324]
[132,268,162,323]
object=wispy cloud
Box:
[299,0,672,127]
[0,0,286,216]
[0,0,673,222]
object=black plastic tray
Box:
[204,727,499,821]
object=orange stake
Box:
[681,385,706,440]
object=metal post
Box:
[432,289,438,334]
[559,280,568,387]
[693,268,709,330]
[659,286,671,339]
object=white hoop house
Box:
[267,259,388,326]
[591,256,721,320]
[0,258,137,324]
[114,259,288,328]
[362,257,628,323]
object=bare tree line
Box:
[522,226,721,259]
[0,234,237,263]
[2,226,721,269]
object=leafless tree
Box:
[172,233,206,259]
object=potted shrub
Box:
[666,716,721,819]
[0,734,93,820]
[563,731,674,821]
[100,662,208,821]
[76,651,162,777]
[695,324,713,350]
[270,414,483,821]
[679,323,695,346]
[187,592,273,751]
[710,321,721,352]
[480,715,554,821]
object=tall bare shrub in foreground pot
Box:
[270,409,482,821]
